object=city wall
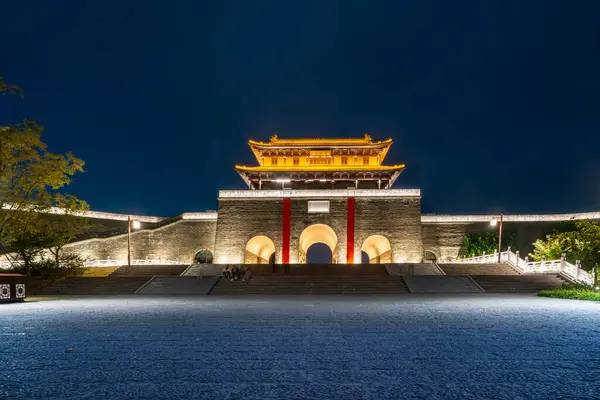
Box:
[15,195,599,265]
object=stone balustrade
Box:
[452,247,594,286]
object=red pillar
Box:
[347,196,355,264]
[282,197,291,264]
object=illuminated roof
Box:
[235,164,405,173]
[247,134,394,162]
[248,134,392,147]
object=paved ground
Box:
[1,294,599,399]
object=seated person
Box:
[243,266,252,281]
[222,266,232,280]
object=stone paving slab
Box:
[403,275,484,293]
[1,295,599,399]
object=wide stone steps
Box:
[439,263,519,275]
[109,265,189,277]
[471,274,567,293]
[39,277,150,295]
[209,276,409,295]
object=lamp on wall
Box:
[490,214,503,264]
[127,216,141,267]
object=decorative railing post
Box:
[575,260,581,281]
[524,256,529,272]
[506,246,511,264]
[560,253,566,272]
[515,251,520,268]
[541,256,546,271]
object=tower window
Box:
[341,157,348,165]
[363,157,370,165]
[293,158,299,165]
[271,158,278,166]
[309,158,332,165]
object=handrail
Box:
[452,248,594,286]
[83,259,187,267]
[0,258,187,269]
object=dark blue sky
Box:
[1,1,599,216]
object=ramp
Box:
[386,263,445,276]
[182,264,222,276]
[136,276,219,294]
[439,263,518,275]
[403,275,484,293]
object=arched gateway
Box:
[245,236,276,264]
[298,224,339,264]
[361,235,392,264]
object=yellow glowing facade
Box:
[235,134,405,190]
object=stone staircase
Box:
[38,277,151,295]
[109,264,189,277]
[471,274,568,293]
[209,276,409,295]
[439,263,519,275]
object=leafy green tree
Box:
[5,210,48,275]
[41,194,89,268]
[0,75,87,273]
[0,75,23,97]
[463,230,517,258]
[530,220,600,270]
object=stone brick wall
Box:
[421,222,487,262]
[213,199,283,264]
[63,219,217,264]
[355,196,422,263]
[51,193,600,266]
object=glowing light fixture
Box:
[490,215,503,263]
[127,216,141,267]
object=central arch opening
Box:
[245,235,276,264]
[299,224,338,264]
[306,242,333,264]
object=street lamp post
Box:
[127,216,132,267]
[490,214,503,264]
[127,216,141,267]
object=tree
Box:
[530,220,600,270]
[463,230,517,258]
[0,75,23,98]
[4,210,48,275]
[41,194,89,268]
[0,75,87,274]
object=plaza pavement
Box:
[1,294,599,399]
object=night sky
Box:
[1,1,599,217]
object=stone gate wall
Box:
[213,198,283,264]
[355,196,422,263]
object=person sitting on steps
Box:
[243,266,252,282]
[222,265,232,280]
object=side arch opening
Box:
[245,236,276,264]
[361,235,392,264]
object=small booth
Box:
[0,274,27,303]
